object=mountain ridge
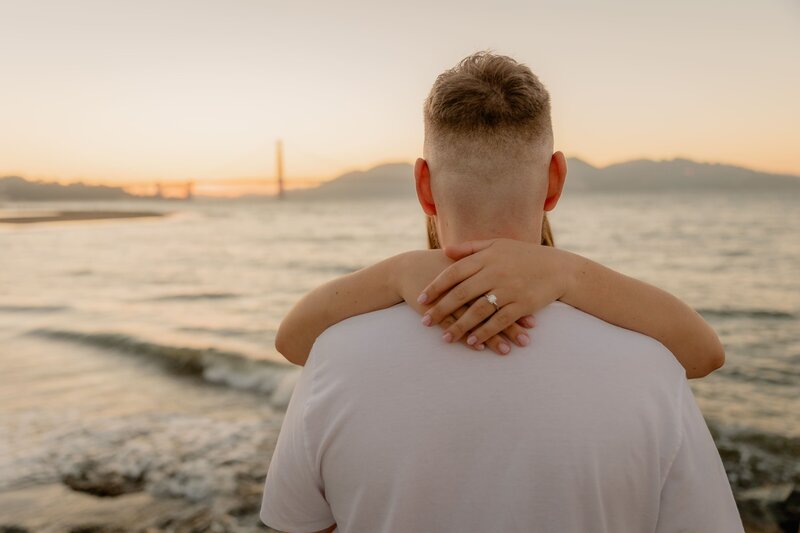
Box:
[3,157,798,201]
[286,157,800,200]
[0,176,141,201]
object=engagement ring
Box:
[485,293,499,311]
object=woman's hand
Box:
[416,238,577,349]
[395,249,535,355]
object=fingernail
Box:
[516,333,529,346]
[499,342,510,355]
[417,292,428,304]
[476,343,485,350]
[524,317,535,328]
[442,332,453,343]
[466,335,478,345]
[421,314,432,326]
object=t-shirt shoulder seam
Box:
[302,348,323,492]
[659,376,687,492]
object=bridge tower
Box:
[276,139,285,200]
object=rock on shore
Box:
[0,412,282,532]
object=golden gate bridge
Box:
[119,140,322,199]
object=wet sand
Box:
[0,210,167,224]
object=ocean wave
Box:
[697,307,795,320]
[723,367,800,388]
[282,259,362,275]
[177,325,269,339]
[146,292,241,302]
[29,328,298,409]
[0,410,279,499]
[0,304,70,313]
[709,421,800,490]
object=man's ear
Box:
[414,157,437,216]
[543,151,567,212]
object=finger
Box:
[418,254,483,305]
[469,303,525,346]
[516,315,536,329]
[447,305,485,351]
[442,238,499,261]
[442,296,497,343]
[483,331,513,356]
[423,275,492,326]
[502,322,531,347]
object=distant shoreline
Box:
[0,210,167,224]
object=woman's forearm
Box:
[274,253,407,366]
[561,251,725,378]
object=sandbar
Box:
[0,210,167,224]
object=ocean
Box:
[0,190,798,529]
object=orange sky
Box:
[1,0,798,190]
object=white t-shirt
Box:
[261,301,743,532]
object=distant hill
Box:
[285,162,415,200]
[565,158,800,192]
[0,176,138,201]
[6,157,798,202]
[286,157,800,200]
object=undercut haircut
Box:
[424,51,553,150]
[423,51,556,248]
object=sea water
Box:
[0,190,798,521]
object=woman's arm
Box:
[274,254,405,366]
[418,238,725,379]
[275,250,535,365]
[562,253,725,378]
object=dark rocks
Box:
[68,526,127,533]
[62,460,145,497]
[772,487,800,533]
[711,423,800,533]
[0,526,30,533]
[737,484,799,532]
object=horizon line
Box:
[2,155,799,189]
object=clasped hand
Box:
[399,238,574,356]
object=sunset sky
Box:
[1,0,798,189]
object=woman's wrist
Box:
[390,250,425,300]
[387,251,408,301]
[554,248,583,302]
[392,249,453,306]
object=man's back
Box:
[261,301,742,532]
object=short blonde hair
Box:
[424,51,553,152]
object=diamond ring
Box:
[485,293,499,311]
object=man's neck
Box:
[437,217,543,248]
